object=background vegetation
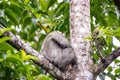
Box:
[0,0,119,79]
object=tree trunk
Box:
[70,0,94,79]
[1,0,120,80]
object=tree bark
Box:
[1,0,120,79]
[70,0,94,80]
[69,0,120,80]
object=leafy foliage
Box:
[0,0,69,79]
[0,0,120,80]
[91,0,120,79]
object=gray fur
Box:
[40,31,76,72]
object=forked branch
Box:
[94,47,120,77]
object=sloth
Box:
[40,31,76,72]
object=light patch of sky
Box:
[113,36,120,47]
[58,0,63,3]
[97,76,111,80]
[12,25,21,32]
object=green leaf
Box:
[24,0,30,3]
[0,1,8,9]
[0,37,11,43]
[114,59,120,64]
[23,17,31,29]
[6,56,22,65]
[34,74,51,80]
[6,56,23,66]
[84,36,93,41]
[19,2,33,11]
[0,17,9,27]
[25,64,38,73]
[37,10,48,15]
[4,9,19,25]
[21,50,31,61]
[39,0,49,11]
[54,2,69,17]
[0,42,14,51]
[20,50,37,61]
[39,75,51,80]
[107,66,112,73]
[115,28,120,37]
[47,0,57,9]
[10,2,22,17]
[93,53,99,63]
[21,50,26,58]
[114,68,120,75]
[105,36,112,46]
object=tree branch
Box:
[94,47,120,77]
[0,25,71,80]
